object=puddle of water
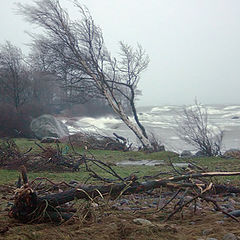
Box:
[117,160,189,167]
[172,163,189,167]
[117,160,165,166]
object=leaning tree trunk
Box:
[81,62,153,150]
[103,90,152,149]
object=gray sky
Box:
[1,0,240,106]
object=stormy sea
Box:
[62,104,240,153]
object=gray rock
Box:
[180,150,192,158]
[195,150,208,157]
[133,218,154,226]
[202,228,214,235]
[69,180,79,185]
[31,114,69,139]
[228,210,240,217]
[216,220,225,224]
[206,238,218,240]
[222,233,237,240]
[119,199,129,205]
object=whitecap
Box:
[150,106,172,113]
[170,136,180,140]
[76,116,122,130]
[223,106,240,111]
[207,108,225,115]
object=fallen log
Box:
[9,170,240,223]
[37,171,240,205]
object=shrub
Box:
[176,101,224,156]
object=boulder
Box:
[180,150,192,158]
[195,150,208,157]
[31,114,69,140]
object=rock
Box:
[223,149,240,159]
[215,220,225,224]
[40,137,60,143]
[197,239,218,240]
[195,150,208,157]
[111,203,120,210]
[198,238,218,240]
[31,114,69,139]
[222,233,237,240]
[222,203,235,211]
[232,116,239,119]
[227,210,240,217]
[202,228,214,236]
[133,218,154,226]
[119,199,129,205]
[180,150,192,158]
[69,180,79,185]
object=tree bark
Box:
[9,171,240,222]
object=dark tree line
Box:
[0,40,114,137]
[0,0,155,150]
[17,0,154,149]
[0,41,109,112]
[0,38,143,138]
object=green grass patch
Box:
[1,138,240,185]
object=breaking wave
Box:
[61,104,240,152]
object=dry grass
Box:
[1,184,240,240]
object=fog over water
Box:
[1,0,240,106]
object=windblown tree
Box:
[0,41,31,110]
[18,0,153,149]
[29,38,103,105]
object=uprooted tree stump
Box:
[8,165,240,223]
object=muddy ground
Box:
[1,184,240,240]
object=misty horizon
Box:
[1,0,240,106]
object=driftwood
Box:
[0,137,131,171]
[0,139,30,169]
[61,132,131,151]
[9,167,240,223]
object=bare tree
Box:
[18,0,153,149]
[29,38,102,105]
[176,101,224,156]
[0,41,31,110]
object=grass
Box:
[12,138,178,161]
[2,138,240,240]
[1,138,240,185]
[0,138,178,185]
[0,138,240,184]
